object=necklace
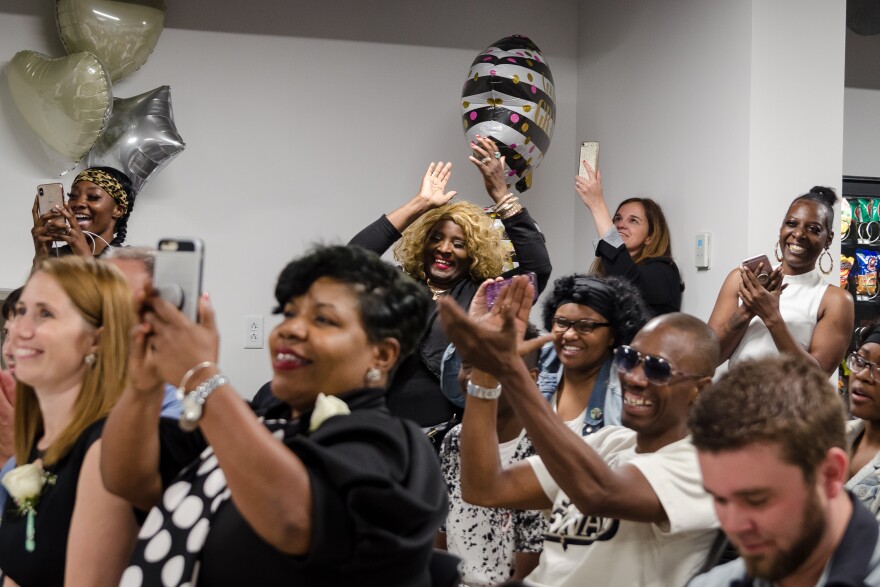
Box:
[427,281,450,300]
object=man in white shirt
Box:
[437,275,721,587]
[688,355,880,587]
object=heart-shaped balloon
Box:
[56,0,166,83]
[87,85,185,193]
[6,50,112,163]
[461,35,556,193]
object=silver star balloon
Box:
[87,85,185,193]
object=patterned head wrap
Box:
[73,168,129,212]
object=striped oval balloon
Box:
[461,35,556,193]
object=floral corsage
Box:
[309,393,351,433]
[2,462,56,552]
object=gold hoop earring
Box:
[774,241,783,262]
[819,248,833,275]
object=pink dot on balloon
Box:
[483,56,493,61]
[510,113,520,123]
[490,69,497,76]
[510,143,517,149]
[529,145,535,153]
[507,170,517,177]
[507,58,516,63]
[516,52,524,56]
[531,85,537,94]
[469,111,477,121]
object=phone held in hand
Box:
[579,141,599,178]
[37,183,64,217]
[153,238,205,321]
[485,272,538,309]
[742,254,773,285]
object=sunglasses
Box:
[848,352,880,382]
[612,345,705,385]
[552,317,611,335]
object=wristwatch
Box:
[466,379,502,400]
[179,373,229,432]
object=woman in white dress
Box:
[708,186,853,376]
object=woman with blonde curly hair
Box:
[350,136,552,429]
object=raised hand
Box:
[738,266,787,323]
[468,135,509,202]
[574,161,604,210]
[438,274,534,377]
[416,162,457,209]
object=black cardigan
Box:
[349,208,552,427]
[595,239,682,317]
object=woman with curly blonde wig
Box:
[351,136,552,430]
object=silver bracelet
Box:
[466,379,502,400]
[179,373,229,432]
[176,361,216,401]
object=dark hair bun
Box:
[807,186,838,209]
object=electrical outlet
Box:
[244,314,263,349]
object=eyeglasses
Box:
[552,317,611,335]
[848,352,880,382]
[612,345,706,385]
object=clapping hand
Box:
[738,265,787,322]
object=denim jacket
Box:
[846,419,880,520]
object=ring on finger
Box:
[493,151,502,159]
[481,157,491,164]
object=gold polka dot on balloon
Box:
[521,123,529,132]
[527,158,533,165]
[513,154,522,160]
[527,73,534,82]
[463,120,469,129]
[527,61,534,68]
[524,137,532,144]
[522,105,532,112]
[473,73,479,81]
[463,101,470,108]
[512,74,520,84]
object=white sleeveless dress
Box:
[729,267,829,366]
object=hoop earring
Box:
[774,241,783,262]
[84,353,96,367]
[819,248,833,275]
[364,367,382,385]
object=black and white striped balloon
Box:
[461,35,556,193]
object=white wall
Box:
[844,87,880,177]
[576,0,846,325]
[0,4,579,395]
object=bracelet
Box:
[179,372,229,432]
[493,194,518,214]
[498,202,524,220]
[176,361,216,401]
[466,379,502,400]
[492,192,516,211]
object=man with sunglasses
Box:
[688,354,880,586]
[437,275,721,587]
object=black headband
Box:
[863,330,880,347]
[567,276,616,319]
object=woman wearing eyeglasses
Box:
[538,274,650,435]
[845,321,880,519]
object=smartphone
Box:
[153,238,205,321]
[485,272,538,309]
[37,183,64,217]
[579,141,599,178]
[742,254,772,285]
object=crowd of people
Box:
[0,150,872,587]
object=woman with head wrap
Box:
[31,167,136,267]
[350,136,552,429]
[537,274,650,435]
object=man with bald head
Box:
[437,275,721,587]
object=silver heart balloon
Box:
[56,0,166,83]
[87,85,185,193]
[6,50,112,163]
